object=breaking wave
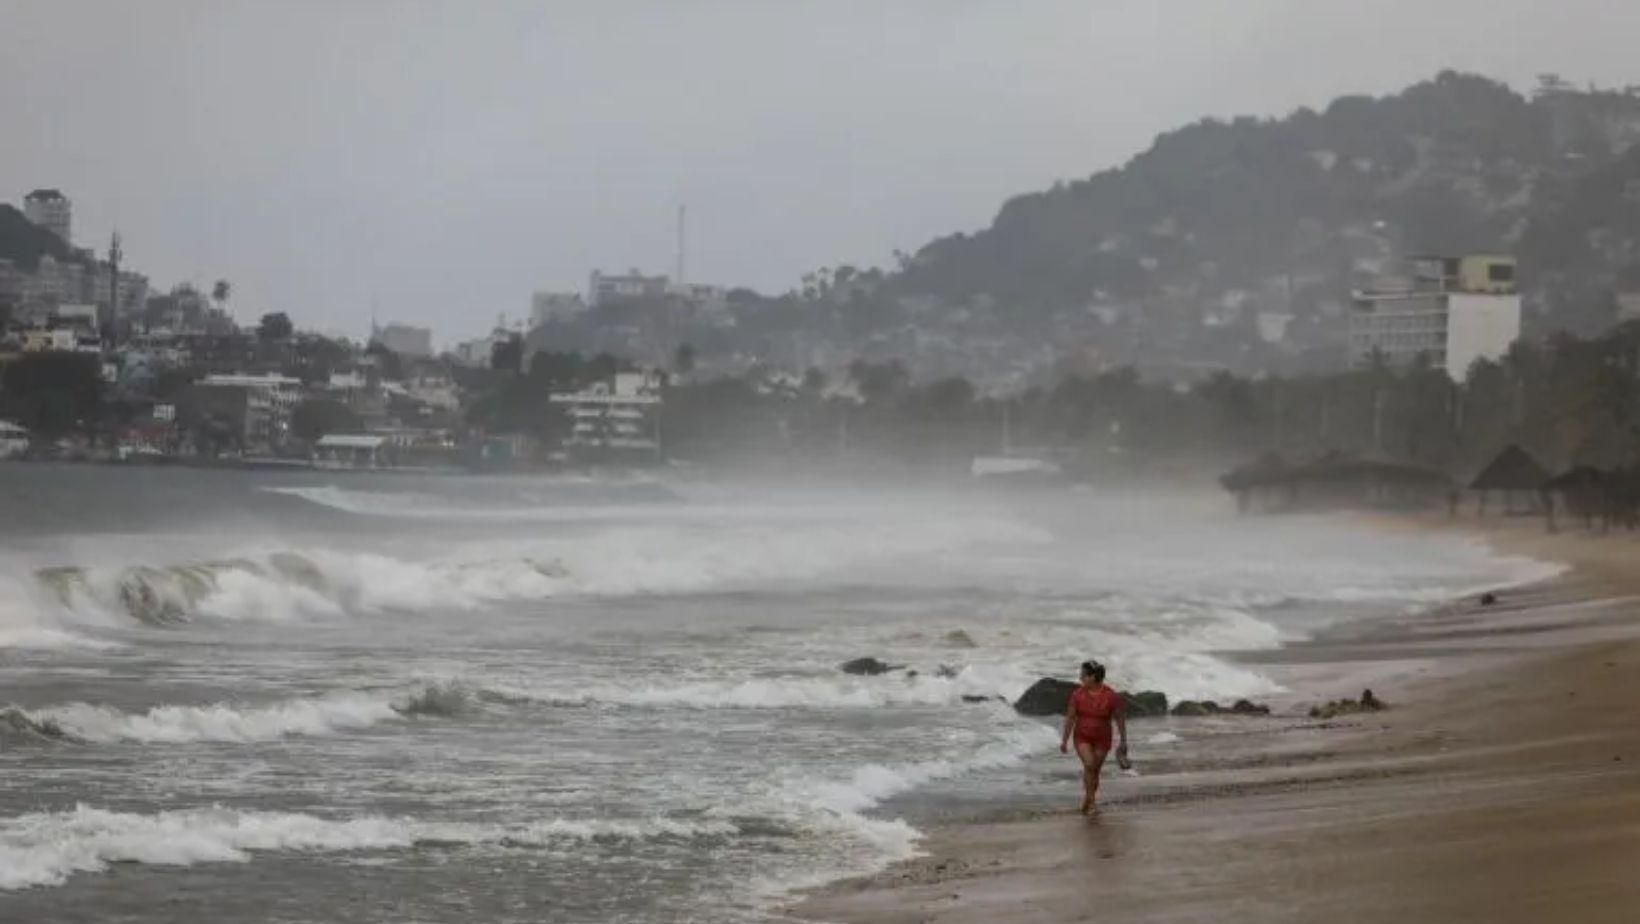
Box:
[4,683,470,745]
[0,804,740,891]
[28,510,1049,627]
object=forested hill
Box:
[845,72,1640,380]
[0,204,78,270]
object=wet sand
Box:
[790,515,1640,924]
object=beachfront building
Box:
[314,433,388,469]
[550,370,663,463]
[186,373,305,453]
[1349,254,1521,381]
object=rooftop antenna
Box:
[676,204,687,285]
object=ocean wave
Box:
[738,724,1056,899]
[492,667,1028,711]
[29,509,1048,627]
[7,683,470,745]
[0,804,739,891]
[262,481,670,521]
[0,577,116,650]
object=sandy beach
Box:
[791,515,1640,924]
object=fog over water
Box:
[0,465,1555,921]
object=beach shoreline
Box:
[787,513,1640,924]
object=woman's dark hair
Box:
[1080,661,1106,682]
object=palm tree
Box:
[211,280,232,317]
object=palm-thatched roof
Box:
[1219,452,1290,491]
[1543,466,1606,493]
[1468,445,1549,492]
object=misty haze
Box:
[4,3,1640,923]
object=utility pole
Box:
[675,204,687,285]
[106,230,122,346]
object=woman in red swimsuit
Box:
[1059,660,1128,814]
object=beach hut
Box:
[1543,466,1605,531]
[1468,445,1549,516]
[1219,452,1290,512]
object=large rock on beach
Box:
[1123,690,1170,717]
[839,657,903,676]
[1012,680,1171,718]
[1012,678,1078,716]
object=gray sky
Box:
[1,0,1632,345]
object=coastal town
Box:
[0,187,687,470]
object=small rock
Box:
[839,657,902,676]
[1309,690,1391,720]
[1229,699,1271,716]
[943,630,978,648]
[1170,700,1211,717]
[1480,592,1498,606]
[960,694,993,704]
[935,664,960,679]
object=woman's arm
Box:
[1060,698,1077,753]
[1114,698,1129,753]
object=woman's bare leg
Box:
[1075,742,1109,813]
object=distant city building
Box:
[668,282,728,314]
[23,188,71,243]
[373,323,433,358]
[21,327,99,353]
[589,269,669,307]
[449,337,495,368]
[53,303,98,327]
[531,292,587,327]
[1349,254,1521,381]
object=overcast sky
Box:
[1,0,1633,344]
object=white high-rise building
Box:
[1349,254,1521,382]
[23,189,71,243]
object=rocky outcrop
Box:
[1012,679,1170,718]
[942,630,978,648]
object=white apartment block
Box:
[1349,254,1521,382]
